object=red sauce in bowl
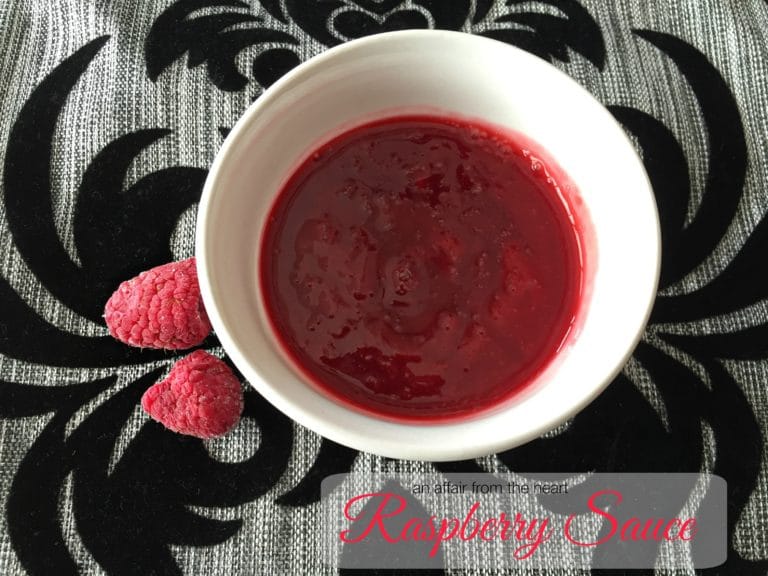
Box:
[260,115,584,422]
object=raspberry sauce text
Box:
[260,115,585,421]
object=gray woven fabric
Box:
[1,1,767,574]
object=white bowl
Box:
[196,30,660,461]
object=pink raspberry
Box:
[104,257,211,349]
[142,350,244,438]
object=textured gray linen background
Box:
[1,0,768,574]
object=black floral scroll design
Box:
[145,0,300,91]
[477,0,606,70]
[3,36,207,328]
[492,30,765,574]
[147,0,606,94]
[279,0,471,46]
[2,36,197,369]
[617,30,747,296]
[3,375,118,576]
[1,37,302,575]
[282,0,605,67]
[5,371,294,576]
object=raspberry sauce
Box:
[260,115,585,422]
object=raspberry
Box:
[141,350,244,438]
[104,257,211,349]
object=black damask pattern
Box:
[4,36,207,327]
[145,0,300,91]
[1,1,766,575]
[145,0,605,93]
[1,36,297,576]
[616,30,747,294]
[480,0,606,69]
[283,0,471,45]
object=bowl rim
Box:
[196,29,661,461]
